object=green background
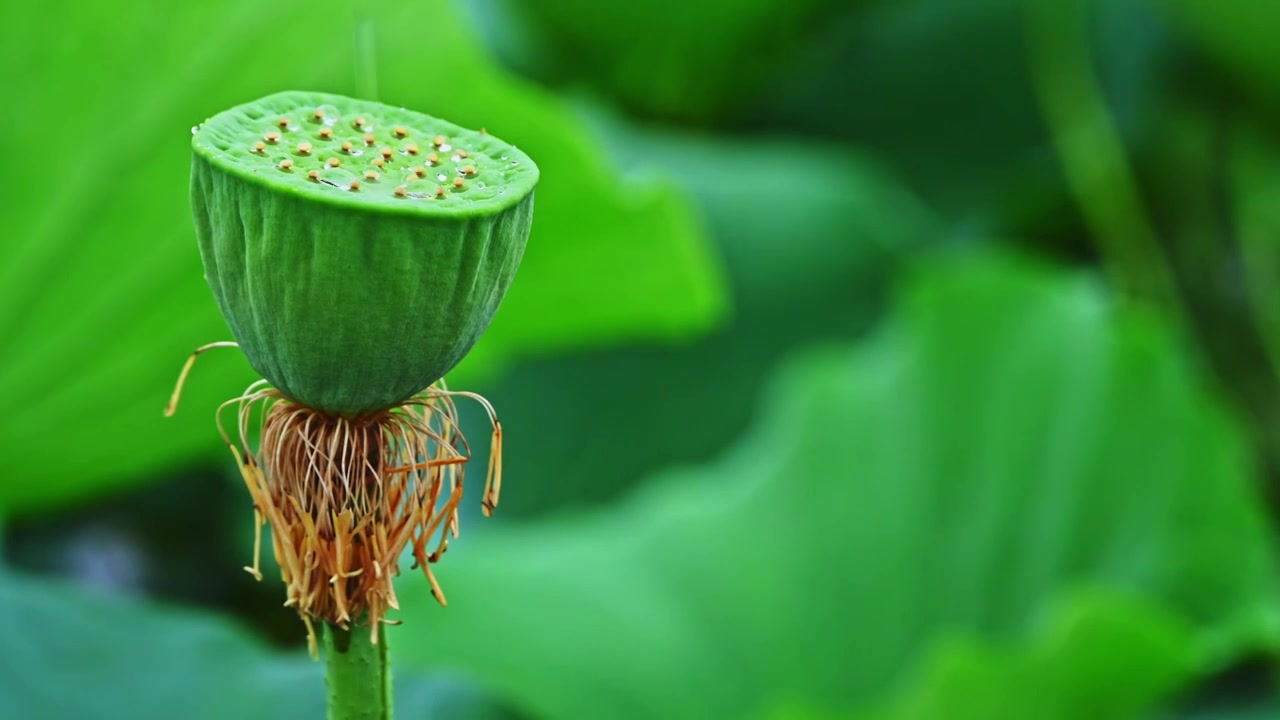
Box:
[5,0,1280,717]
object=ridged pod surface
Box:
[191,90,537,415]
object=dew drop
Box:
[312,104,341,126]
[319,167,357,189]
[404,178,434,196]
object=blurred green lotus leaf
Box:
[0,570,501,719]
[1172,695,1280,720]
[389,255,1280,718]
[0,0,722,514]
[858,591,1197,720]
[463,116,935,515]
[1157,0,1280,102]
[483,0,857,123]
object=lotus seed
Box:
[452,177,465,189]
[433,135,446,147]
[393,126,408,138]
[265,131,281,143]
[278,158,293,170]
[277,117,290,128]
[353,116,366,128]
[364,170,379,181]
[427,152,440,166]
[363,133,376,145]
[462,164,477,176]
[297,142,313,155]
[318,127,333,139]
[253,141,266,153]
[405,143,420,155]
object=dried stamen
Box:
[199,381,500,650]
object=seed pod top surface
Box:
[191,91,537,415]
[193,90,537,214]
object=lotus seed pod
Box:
[190,90,537,415]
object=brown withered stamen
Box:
[213,380,502,654]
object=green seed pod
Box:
[190,90,537,415]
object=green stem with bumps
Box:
[324,622,393,720]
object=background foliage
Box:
[4,0,1280,717]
